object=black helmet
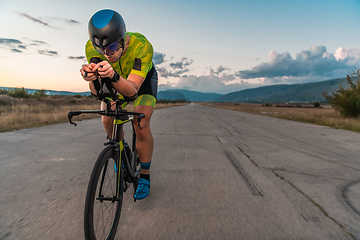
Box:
[88,9,126,49]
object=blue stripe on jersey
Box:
[92,9,114,29]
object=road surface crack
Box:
[224,150,263,197]
[201,110,233,136]
[341,180,360,218]
[236,144,356,239]
[271,168,356,181]
[236,144,356,181]
[272,170,356,239]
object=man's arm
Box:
[88,81,98,96]
[93,61,145,97]
[111,73,145,97]
[80,63,99,95]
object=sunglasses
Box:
[93,40,122,56]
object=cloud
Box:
[0,38,22,45]
[30,40,47,45]
[38,50,58,56]
[0,38,26,53]
[158,81,174,91]
[0,38,51,54]
[68,56,85,60]
[160,74,255,94]
[210,65,230,76]
[156,66,189,78]
[219,73,236,82]
[334,47,360,65]
[216,66,228,74]
[235,46,352,80]
[157,45,360,94]
[47,16,81,25]
[11,49,22,53]
[170,58,193,69]
[153,52,165,65]
[156,56,194,78]
[17,12,57,29]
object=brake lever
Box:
[68,112,79,126]
[137,113,145,130]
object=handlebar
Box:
[68,109,145,129]
[68,98,145,129]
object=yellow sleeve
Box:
[85,40,105,63]
[130,42,153,78]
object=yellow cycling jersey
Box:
[85,32,154,79]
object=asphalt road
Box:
[1,103,360,240]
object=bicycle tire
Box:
[132,149,140,192]
[84,145,123,240]
[124,128,140,193]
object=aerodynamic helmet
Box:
[88,9,126,55]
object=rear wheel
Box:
[126,128,140,193]
[132,148,140,192]
[84,145,123,240]
[128,132,140,192]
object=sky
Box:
[1,0,360,94]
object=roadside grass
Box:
[200,102,360,133]
[0,96,100,132]
[0,95,188,132]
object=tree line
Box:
[323,69,360,118]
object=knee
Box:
[102,116,112,128]
[135,118,151,138]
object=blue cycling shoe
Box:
[134,178,150,200]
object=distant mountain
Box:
[2,77,350,103]
[214,78,348,103]
[157,89,222,102]
[157,91,188,101]
[1,87,91,96]
[28,88,91,96]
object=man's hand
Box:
[93,61,115,79]
[80,63,98,82]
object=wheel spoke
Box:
[85,147,123,240]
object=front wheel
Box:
[84,145,123,240]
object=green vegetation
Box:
[0,88,9,95]
[1,87,39,98]
[314,102,321,108]
[323,69,360,118]
[0,94,100,132]
[33,89,47,98]
[0,87,31,98]
[0,87,91,100]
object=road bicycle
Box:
[68,79,144,240]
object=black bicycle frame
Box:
[68,98,144,202]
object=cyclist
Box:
[80,9,158,200]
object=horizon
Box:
[1,0,359,94]
[0,75,346,95]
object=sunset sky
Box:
[1,0,360,94]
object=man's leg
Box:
[101,101,115,138]
[133,104,154,200]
